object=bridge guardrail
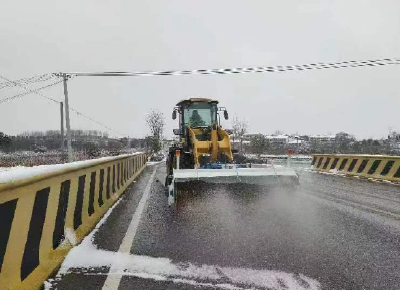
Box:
[0,153,147,290]
[311,154,400,182]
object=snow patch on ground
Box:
[43,196,124,289]
[59,245,321,289]
[64,228,77,246]
[43,280,52,290]
[58,240,320,290]
[0,153,143,184]
[146,160,164,166]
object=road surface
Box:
[47,162,400,290]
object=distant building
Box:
[309,135,336,143]
[287,137,302,146]
[265,135,289,145]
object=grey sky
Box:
[1,0,399,140]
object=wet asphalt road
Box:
[50,163,400,290]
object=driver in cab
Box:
[189,110,206,127]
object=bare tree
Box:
[232,115,248,152]
[0,131,11,149]
[145,109,165,152]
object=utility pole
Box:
[60,101,64,152]
[62,74,73,162]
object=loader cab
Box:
[183,102,218,130]
[173,98,221,139]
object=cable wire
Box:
[0,79,63,104]
[69,107,126,136]
[0,74,128,137]
[0,74,56,89]
[62,58,400,77]
[8,57,398,137]
[0,75,61,104]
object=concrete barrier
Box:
[0,153,147,290]
[312,154,400,182]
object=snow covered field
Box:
[0,149,141,167]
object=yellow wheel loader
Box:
[165,98,299,206]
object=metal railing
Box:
[0,153,147,290]
[312,154,400,182]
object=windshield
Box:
[183,102,217,128]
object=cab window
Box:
[183,102,217,128]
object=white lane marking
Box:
[102,168,157,290]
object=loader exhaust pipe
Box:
[176,150,180,170]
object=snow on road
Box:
[45,166,320,290]
[58,243,320,290]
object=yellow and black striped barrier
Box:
[311,154,400,182]
[0,153,147,290]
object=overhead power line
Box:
[0,79,63,104]
[61,58,400,77]
[0,74,56,89]
[0,75,61,104]
[69,107,126,136]
[0,74,127,137]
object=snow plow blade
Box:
[168,167,299,206]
